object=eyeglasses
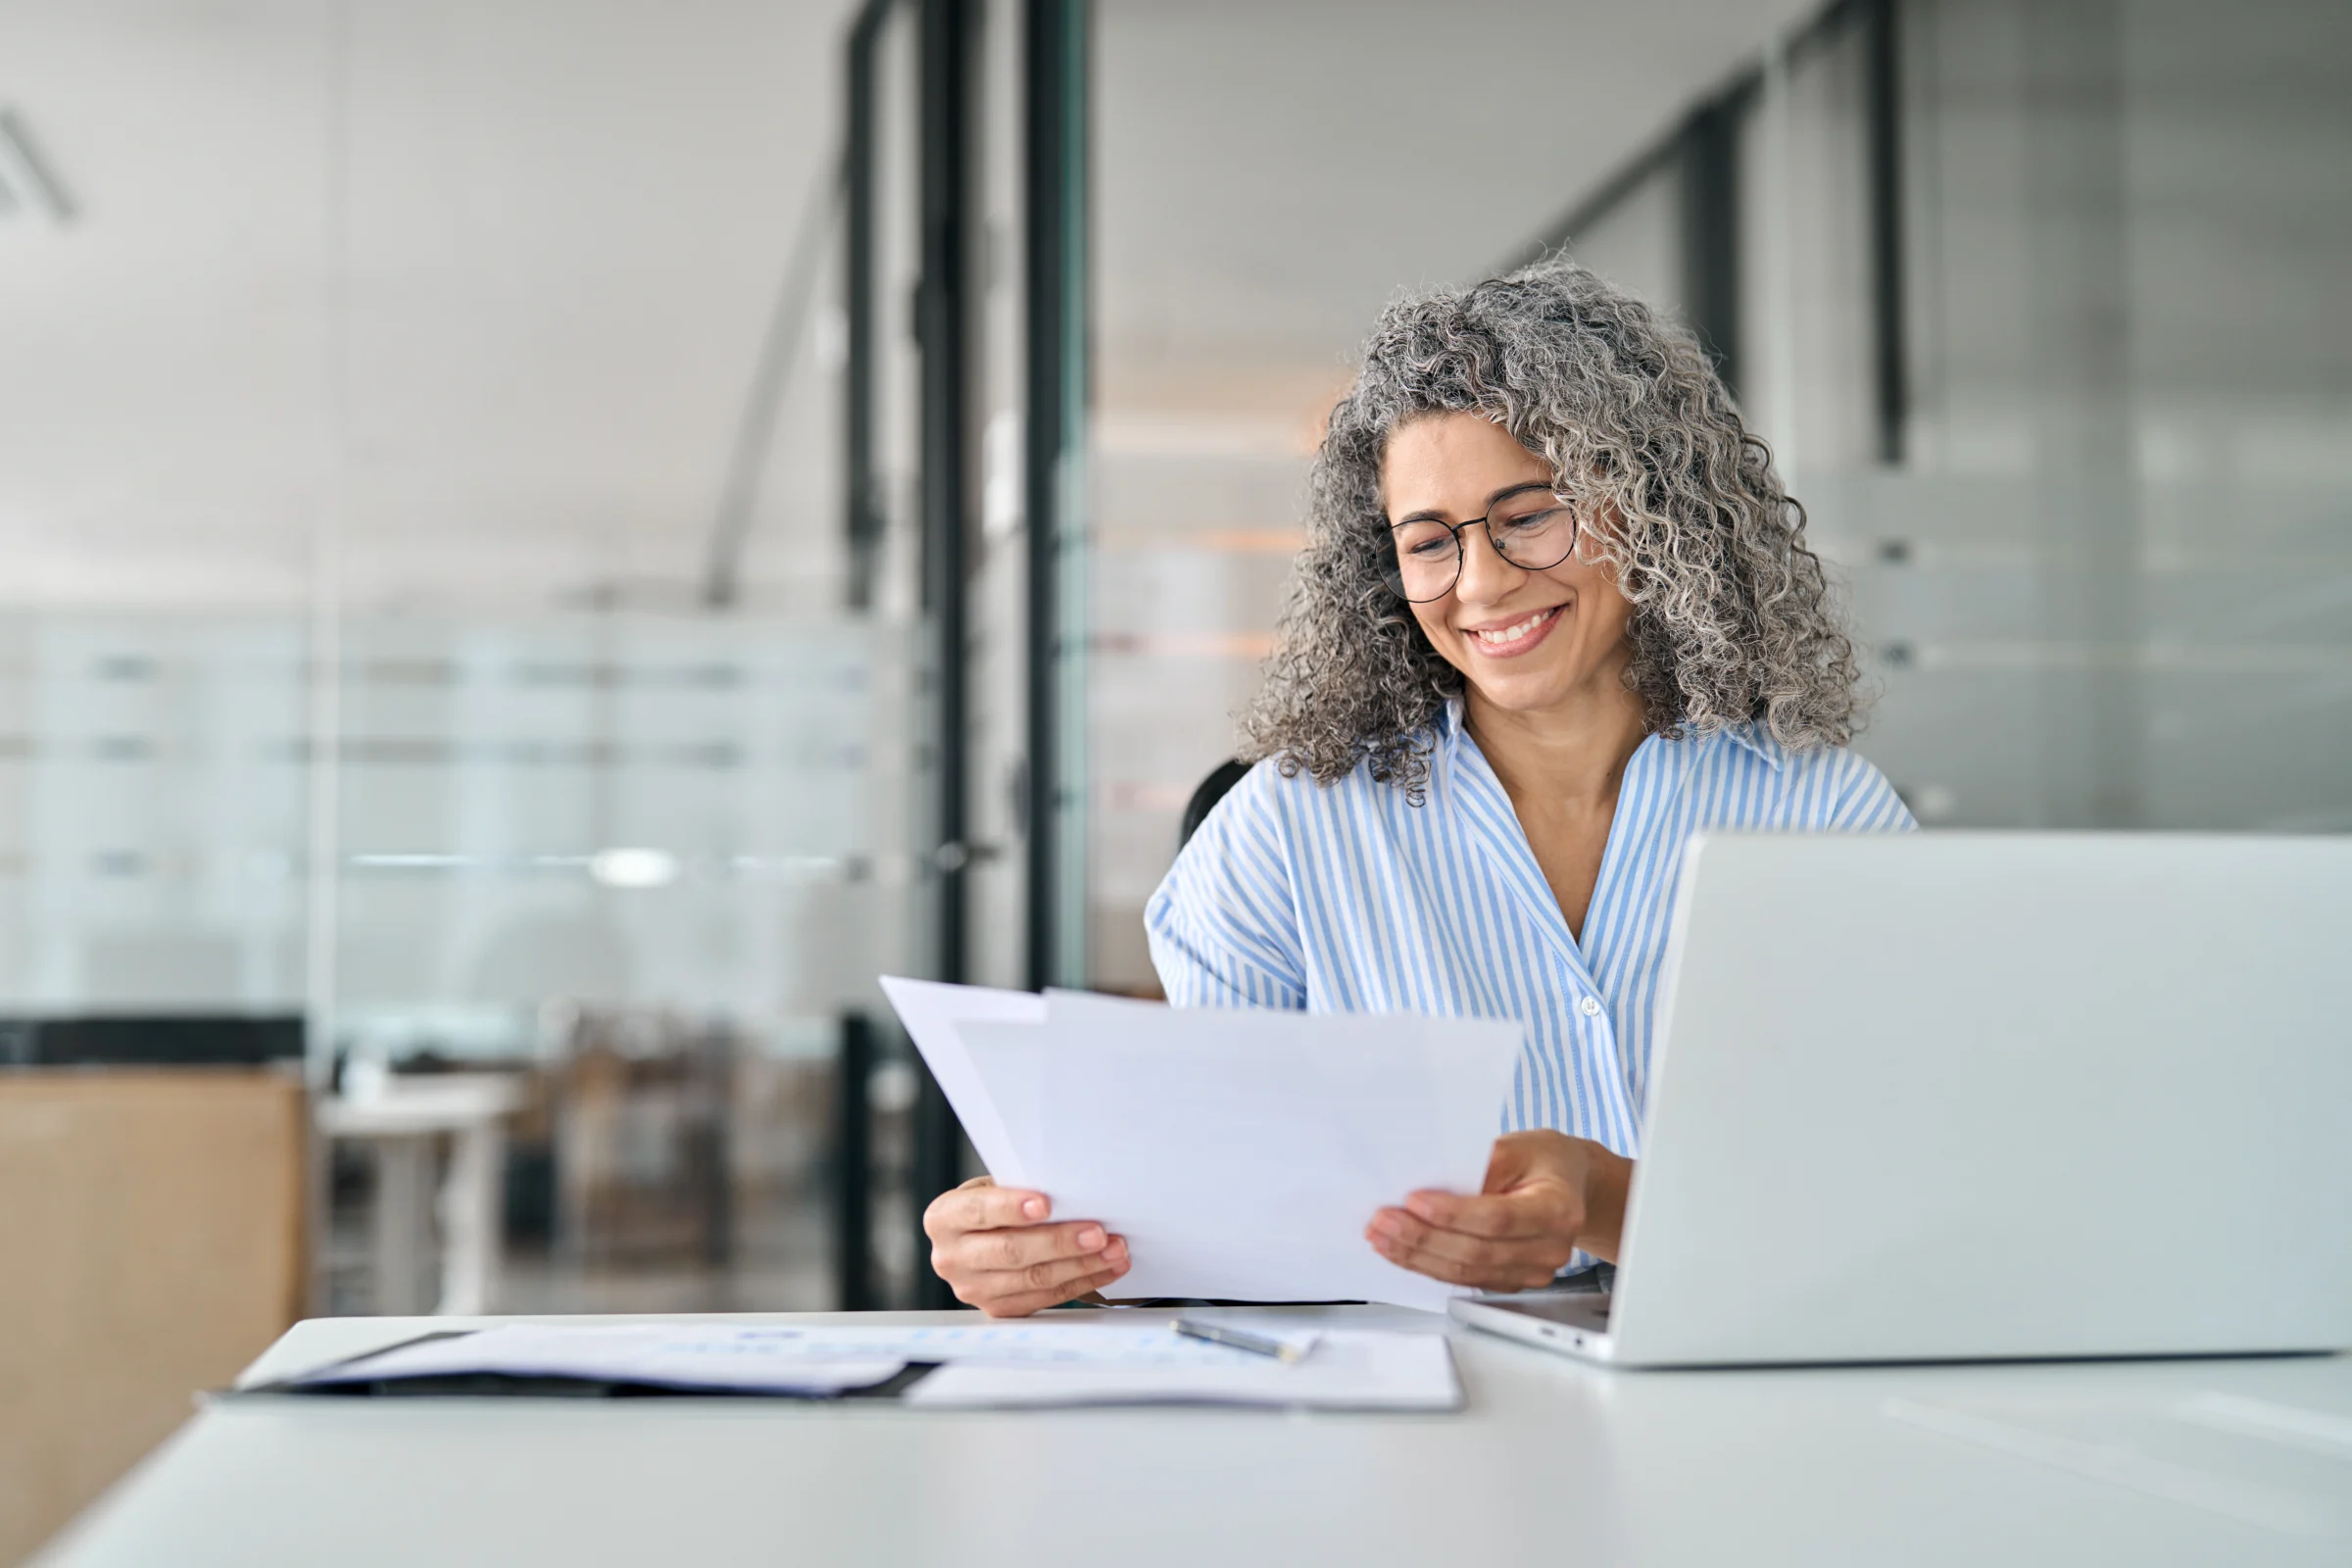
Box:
[1381,486,1581,603]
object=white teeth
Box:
[1472,608,1556,645]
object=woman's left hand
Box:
[1366,1129,1633,1292]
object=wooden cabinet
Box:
[0,1069,306,1564]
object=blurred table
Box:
[316,1075,526,1316]
[32,1305,2352,1567]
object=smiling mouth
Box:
[1464,604,1564,656]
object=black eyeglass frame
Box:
[1379,484,1583,604]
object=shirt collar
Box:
[1437,693,1475,776]
[1714,719,1784,770]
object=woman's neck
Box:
[1463,678,1649,810]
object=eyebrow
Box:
[1391,480,1555,527]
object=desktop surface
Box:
[34,1306,2352,1568]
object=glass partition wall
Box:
[1591,0,2352,833]
[0,0,963,1316]
[309,0,939,1315]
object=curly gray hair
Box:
[1238,260,1863,799]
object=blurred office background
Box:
[1087,0,2352,982]
[1,0,2345,1556]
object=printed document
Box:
[906,1328,1460,1410]
[880,979,1522,1311]
[281,1323,906,1396]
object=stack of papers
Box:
[880,979,1522,1310]
[276,1323,906,1396]
[266,1318,1462,1411]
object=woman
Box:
[925,261,1913,1317]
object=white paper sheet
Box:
[1040,993,1519,1310]
[882,980,1523,1311]
[905,1330,1461,1410]
[877,976,1045,1186]
[957,1022,1044,1175]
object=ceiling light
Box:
[590,848,679,889]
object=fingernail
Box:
[1404,1195,1436,1220]
[1104,1238,1129,1263]
[1370,1215,1400,1242]
[1077,1225,1105,1250]
[1022,1198,1045,1220]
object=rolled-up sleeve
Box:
[1145,762,1309,1009]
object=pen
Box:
[1169,1317,1305,1363]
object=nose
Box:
[1452,522,1524,607]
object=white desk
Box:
[318,1076,526,1316]
[34,1307,2351,1567]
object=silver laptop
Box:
[1451,833,2352,1367]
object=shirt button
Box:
[1580,996,1602,1018]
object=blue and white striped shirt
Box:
[1145,700,1915,1156]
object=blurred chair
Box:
[554,1012,733,1271]
[0,1068,306,1564]
[1180,759,1250,849]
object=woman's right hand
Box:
[922,1175,1131,1317]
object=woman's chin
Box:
[1463,664,1579,714]
[1460,647,1631,719]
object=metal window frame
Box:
[1681,96,1744,399]
[1863,0,1907,464]
[838,0,988,1310]
[1024,0,1089,994]
[843,4,885,610]
[909,0,980,1309]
